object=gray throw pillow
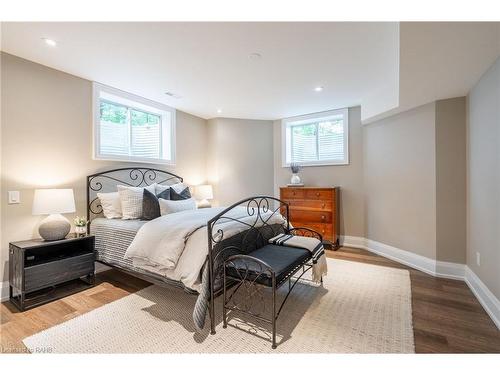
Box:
[142,188,171,220]
[170,187,191,200]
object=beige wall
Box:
[273,107,365,237]
[0,53,208,282]
[363,102,437,259]
[207,117,274,206]
[0,51,477,289]
[273,101,467,263]
[435,97,467,263]
[467,57,500,299]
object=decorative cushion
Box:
[118,184,156,220]
[97,192,122,219]
[142,188,171,221]
[155,184,170,195]
[156,183,187,195]
[170,187,191,200]
[159,197,197,216]
[226,244,311,287]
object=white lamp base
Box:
[197,199,212,208]
[39,213,71,241]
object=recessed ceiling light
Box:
[249,53,262,60]
[42,38,57,47]
[217,109,222,114]
[314,86,324,92]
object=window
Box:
[93,83,176,164]
[282,108,348,166]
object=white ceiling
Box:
[1,22,499,121]
[0,22,398,120]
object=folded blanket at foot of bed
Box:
[269,233,328,283]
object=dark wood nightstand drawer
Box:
[24,253,94,292]
[9,235,95,311]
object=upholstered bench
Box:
[222,227,323,349]
[225,244,311,287]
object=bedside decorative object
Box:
[194,184,214,208]
[32,189,76,241]
[289,163,303,185]
[9,236,95,311]
[74,216,88,236]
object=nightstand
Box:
[9,235,95,311]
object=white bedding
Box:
[124,206,285,292]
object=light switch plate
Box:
[8,191,20,204]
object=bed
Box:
[87,167,296,333]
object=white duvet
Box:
[124,206,285,292]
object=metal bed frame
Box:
[86,168,321,339]
[207,196,322,348]
[86,168,191,291]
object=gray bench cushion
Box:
[226,244,310,287]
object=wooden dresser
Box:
[280,186,340,249]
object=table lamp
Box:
[194,184,213,208]
[32,189,76,241]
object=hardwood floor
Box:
[1,246,499,353]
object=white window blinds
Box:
[93,83,175,165]
[283,108,348,166]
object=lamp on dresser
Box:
[32,188,76,241]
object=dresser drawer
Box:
[304,189,334,201]
[292,222,333,238]
[286,200,332,211]
[290,210,332,223]
[24,253,94,293]
[281,188,306,200]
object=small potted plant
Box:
[74,216,88,236]
[289,163,303,185]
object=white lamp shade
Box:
[32,189,76,215]
[194,184,213,200]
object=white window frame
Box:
[281,108,349,167]
[93,82,176,165]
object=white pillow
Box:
[159,197,197,216]
[118,184,156,220]
[97,192,122,219]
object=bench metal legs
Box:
[222,255,314,349]
[271,277,277,349]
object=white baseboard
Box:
[340,235,499,330]
[464,266,500,330]
[1,281,9,303]
[341,236,437,276]
[435,260,466,280]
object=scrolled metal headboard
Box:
[86,167,183,224]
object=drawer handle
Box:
[316,192,320,197]
[321,203,325,209]
[321,215,326,221]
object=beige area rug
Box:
[23,259,414,353]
